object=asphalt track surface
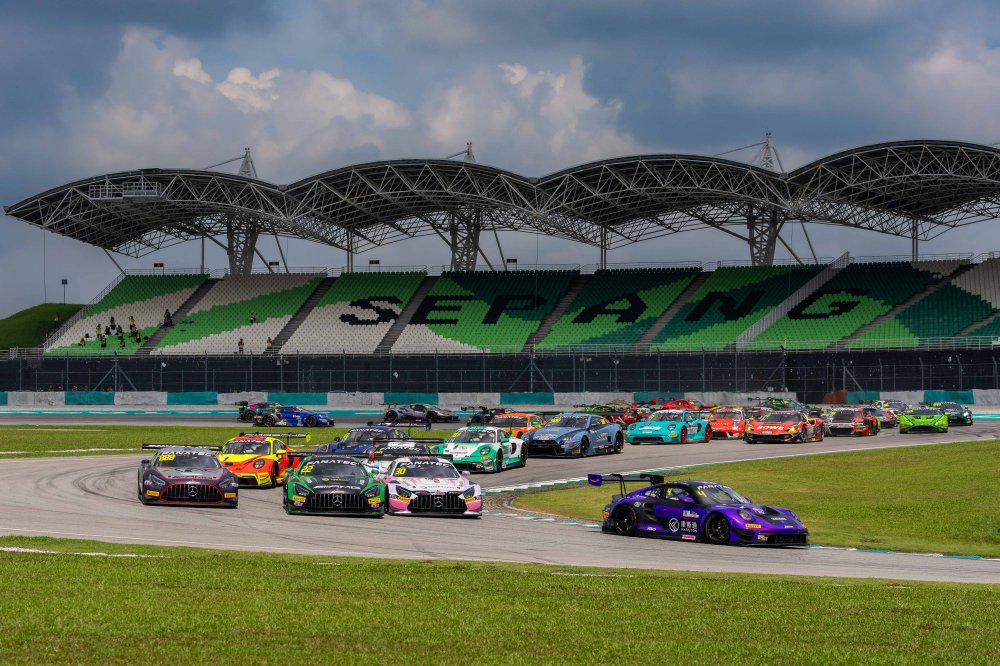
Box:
[0,418,997,584]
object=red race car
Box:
[744,411,824,444]
[708,407,752,440]
[654,397,718,412]
[825,408,879,437]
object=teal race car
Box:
[437,425,527,472]
[626,409,712,444]
[282,454,385,515]
[898,407,949,434]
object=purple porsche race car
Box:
[590,473,808,546]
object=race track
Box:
[0,422,997,583]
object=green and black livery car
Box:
[283,453,385,516]
[898,407,949,434]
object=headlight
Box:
[395,486,412,498]
[294,483,311,496]
[221,476,239,489]
[667,424,676,430]
[364,486,380,498]
[737,509,756,522]
[788,427,798,434]
[253,459,266,469]
[149,474,166,487]
[479,446,492,455]
[462,487,477,498]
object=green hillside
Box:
[0,303,83,350]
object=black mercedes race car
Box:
[137,444,239,507]
[235,401,280,423]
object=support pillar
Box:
[911,220,918,261]
[225,218,259,275]
[448,210,482,271]
[747,207,781,266]
[599,227,608,269]
[346,232,354,272]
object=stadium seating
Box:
[650,265,823,351]
[537,268,699,350]
[746,261,960,350]
[392,270,577,352]
[45,274,207,356]
[281,272,427,353]
[154,274,323,355]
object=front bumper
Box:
[710,429,743,440]
[388,492,482,515]
[287,491,383,514]
[144,483,238,506]
[452,456,494,471]
[744,431,799,442]
[732,526,809,546]
[826,424,869,436]
[946,414,973,425]
[899,423,947,433]
[627,432,680,444]
[528,441,579,456]
[232,471,274,487]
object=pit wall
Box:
[2,389,987,407]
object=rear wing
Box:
[372,437,444,443]
[284,450,370,470]
[141,443,222,452]
[588,472,664,496]
[238,432,312,444]
[371,452,453,462]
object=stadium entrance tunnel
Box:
[5,349,1000,401]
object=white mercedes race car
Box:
[381,456,482,517]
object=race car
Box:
[438,425,527,472]
[138,444,239,507]
[465,406,514,425]
[235,400,280,423]
[626,409,712,444]
[899,407,949,433]
[367,441,441,473]
[592,473,808,546]
[656,397,716,411]
[744,410,823,443]
[522,413,624,457]
[486,412,547,438]
[922,401,973,426]
[578,403,646,425]
[218,432,311,487]
[381,455,482,517]
[254,404,335,428]
[824,408,878,437]
[753,397,823,418]
[282,453,385,516]
[707,407,752,440]
[316,424,416,453]
[384,403,459,423]
[877,407,900,428]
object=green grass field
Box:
[0,424,457,458]
[0,302,83,350]
[516,440,1000,557]
[0,535,995,665]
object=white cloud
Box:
[172,57,211,84]
[215,67,281,112]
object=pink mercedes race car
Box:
[380,455,482,517]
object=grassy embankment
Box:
[0,425,458,458]
[517,440,1000,557]
[0,302,83,350]
[0,535,996,664]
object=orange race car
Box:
[485,412,548,439]
[217,432,311,487]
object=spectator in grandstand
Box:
[119,338,126,349]
[250,310,257,324]
[52,311,60,330]
[95,323,102,338]
[104,325,111,335]
[163,309,173,327]
[129,315,135,328]
[78,337,86,347]
[109,316,116,329]
[238,338,245,354]
[100,335,107,349]
[266,336,274,350]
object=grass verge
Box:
[0,302,83,350]
[515,440,1000,557]
[0,535,996,665]
[0,424,457,458]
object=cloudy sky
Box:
[3,0,1000,315]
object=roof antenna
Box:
[204,147,259,178]
[444,142,476,163]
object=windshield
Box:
[298,460,367,480]
[760,412,800,423]
[392,461,460,479]
[548,415,589,429]
[831,410,860,422]
[340,429,389,444]
[451,430,497,444]
[695,483,750,505]
[908,409,942,417]
[940,403,961,410]
[156,452,221,469]
[223,440,271,455]
[651,411,684,422]
[712,411,743,420]
[491,416,528,428]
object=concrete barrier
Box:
[438,393,501,407]
[880,391,923,405]
[972,389,1000,405]
[268,392,327,406]
[555,392,633,406]
[8,392,66,406]
[500,392,554,405]
[327,392,382,406]
[166,392,219,405]
[383,392,438,405]
[218,392,268,405]
[923,390,974,405]
[114,392,167,406]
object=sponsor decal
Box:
[367,497,381,505]
[645,526,656,531]
[394,495,411,504]
[223,492,237,499]
[682,510,698,519]
[145,490,159,497]
[680,520,698,532]
[745,523,762,529]
[784,525,795,529]
[668,518,680,531]
[292,495,306,503]
[463,496,478,503]
[681,534,696,541]
[757,534,769,542]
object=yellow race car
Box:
[218,432,311,487]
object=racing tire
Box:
[242,411,257,423]
[611,505,638,537]
[264,414,277,427]
[137,481,149,505]
[385,411,397,422]
[490,453,502,474]
[427,413,438,424]
[815,429,824,442]
[579,437,590,457]
[269,464,278,488]
[470,414,484,425]
[703,426,712,443]
[520,445,528,468]
[613,433,624,454]
[305,416,318,427]
[680,427,687,444]
[704,513,731,545]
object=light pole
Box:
[61,278,68,304]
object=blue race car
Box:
[591,473,808,546]
[625,409,712,444]
[316,424,414,453]
[255,405,335,428]
[522,413,623,457]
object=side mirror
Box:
[461,471,471,480]
[140,459,150,465]
[333,437,341,442]
[375,474,387,483]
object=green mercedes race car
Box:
[436,425,528,472]
[898,407,949,434]
[282,453,385,515]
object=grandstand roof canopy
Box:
[6,139,1000,259]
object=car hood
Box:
[296,476,367,492]
[443,443,491,456]
[751,421,798,429]
[532,427,584,439]
[155,467,225,481]
[633,421,681,430]
[219,453,270,465]
[394,477,468,492]
[719,503,804,527]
